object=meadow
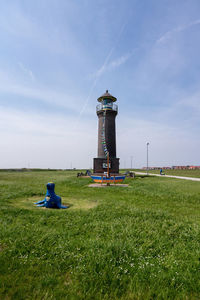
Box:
[0,170,200,299]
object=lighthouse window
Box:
[103,99,110,104]
[103,99,112,109]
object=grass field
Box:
[132,169,200,178]
[0,170,200,299]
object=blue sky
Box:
[0,0,200,169]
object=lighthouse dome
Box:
[97,90,117,102]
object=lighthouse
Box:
[93,90,119,174]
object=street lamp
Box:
[146,142,149,175]
[131,156,133,169]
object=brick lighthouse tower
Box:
[93,90,119,174]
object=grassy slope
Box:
[0,171,200,300]
[132,169,200,178]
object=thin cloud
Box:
[157,19,200,44]
[0,72,82,113]
[95,20,128,78]
[0,106,96,169]
[177,92,200,116]
[18,62,35,81]
[0,106,95,137]
[92,51,133,79]
[109,53,132,69]
[0,4,78,55]
[77,20,129,121]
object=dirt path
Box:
[135,172,200,182]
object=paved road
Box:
[135,172,200,182]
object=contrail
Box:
[75,20,128,128]
[157,19,200,44]
[77,17,200,129]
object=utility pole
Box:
[146,142,149,175]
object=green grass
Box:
[133,168,200,178]
[0,170,200,299]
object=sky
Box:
[0,0,200,169]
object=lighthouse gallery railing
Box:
[96,103,118,113]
